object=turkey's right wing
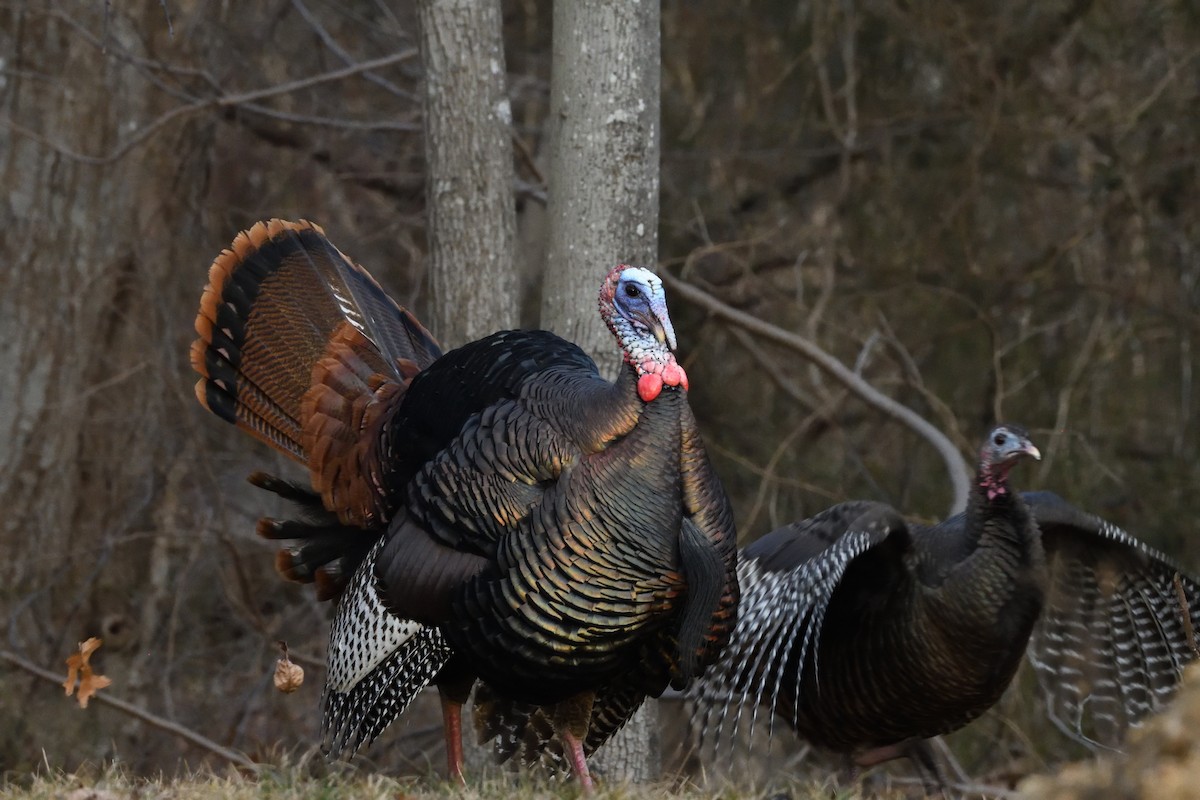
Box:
[687,501,911,751]
[675,403,739,683]
[1025,491,1200,750]
[408,399,581,553]
[375,397,583,623]
[323,537,453,758]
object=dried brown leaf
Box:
[274,640,304,693]
[63,636,112,708]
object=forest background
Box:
[0,0,1197,791]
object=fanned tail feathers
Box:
[193,220,443,593]
[192,219,440,510]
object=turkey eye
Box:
[624,284,640,298]
[993,433,1006,446]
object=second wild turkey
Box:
[191,219,739,787]
[689,424,1200,774]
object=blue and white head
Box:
[598,265,688,402]
[978,424,1041,501]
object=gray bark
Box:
[417,0,519,344]
[0,0,219,764]
[541,0,663,781]
[541,0,661,381]
[0,2,433,774]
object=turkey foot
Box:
[439,692,466,784]
[553,692,596,792]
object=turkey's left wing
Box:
[1026,490,1200,749]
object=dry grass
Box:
[0,764,888,800]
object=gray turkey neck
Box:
[916,481,1047,644]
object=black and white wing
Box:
[1025,491,1200,749]
[686,501,911,751]
[322,538,453,757]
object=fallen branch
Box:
[662,272,972,515]
[0,648,259,771]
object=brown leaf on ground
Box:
[63,636,113,708]
[274,640,304,693]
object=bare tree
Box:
[417,0,518,343]
[0,1,433,774]
[539,0,664,781]
[0,0,218,763]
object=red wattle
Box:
[638,373,664,402]
[662,363,687,388]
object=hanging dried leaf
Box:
[274,640,304,693]
[63,637,113,708]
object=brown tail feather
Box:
[193,220,444,590]
[193,219,440,464]
[299,323,409,526]
[251,475,370,600]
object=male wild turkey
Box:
[192,219,738,788]
[689,424,1200,774]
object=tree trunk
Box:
[0,2,433,773]
[0,0,219,766]
[541,0,661,381]
[417,0,518,344]
[540,0,663,781]
[416,0,520,775]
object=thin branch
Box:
[743,415,823,538]
[729,328,820,408]
[1036,300,1110,484]
[875,311,971,453]
[236,103,420,132]
[0,648,259,771]
[511,131,547,187]
[663,272,972,515]
[291,0,417,102]
[704,440,838,497]
[1,48,419,166]
[1174,573,1200,660]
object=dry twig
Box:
[1174,573,1200,659]
[663,272,972,514]
[0,648,259,771]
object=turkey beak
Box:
[1015,440,1041,461]
[648,298,678,351]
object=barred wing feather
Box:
[1025,491,1200,750]
[688,502,907,752]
